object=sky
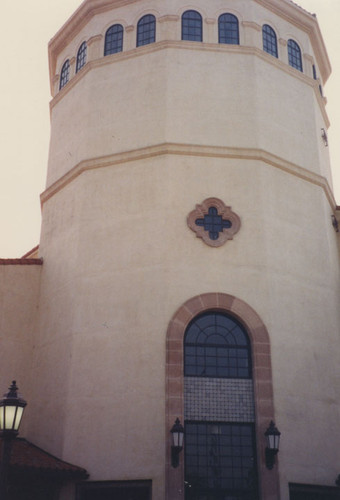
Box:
[0,0,340,257]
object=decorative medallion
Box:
[187,197,241,247]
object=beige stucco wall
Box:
[0,263,42,435]
[18,1,339,499]
[31,151,340,499]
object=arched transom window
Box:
[184,312,258,499]
[218,13,239,45]
[184,312,251,378]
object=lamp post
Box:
[0,381,27,500]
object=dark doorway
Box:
[76,480,152,500]
[289,483,340,500]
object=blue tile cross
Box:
[195,207,232,240]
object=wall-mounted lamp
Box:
[264,420,281,470]
[321,128,328,147]
[331,215,339,233]
[170,418,184,468]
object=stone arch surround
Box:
[165,292,280,500]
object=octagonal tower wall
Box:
[28,1,340,500]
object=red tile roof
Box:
[0,438,88,479]
[0,258,43,265]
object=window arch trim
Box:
[165,293,279,500]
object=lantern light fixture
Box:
[264,420,281,470]
[0,381,27,500]
[0,381,27,437]
[170,418,184,468]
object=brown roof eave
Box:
[0,258,43,266]
[10,465,89,481]
[0,438,88,481]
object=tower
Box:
[1,1,340,499]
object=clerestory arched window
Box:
[76,42,87,72]
[59,60,70,90]
[288,39,303,72]
[262,24,278,57]
[136,14,156,47]
[104,24,123,55]
[218,13,239,45]
[182,10,202,42]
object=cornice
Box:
[242,21,261,32]
[48,0,140,93]
[158,15,179,23]
[48,0,331,94]
[253,0,331,82]
[87,34,103,46]
[40,143,336,211]
[50,40,330,129]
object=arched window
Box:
[218,13,239,45]
[184,312,258,499]
[104,24,124,55]
[182,10,202,42]
[59,60,70,90]
[76,42,87,72]
[184,312,251,378]
[288,39,303,72]
[312,64,317,80]
[166,293,279,500]
[136,14,156,47]
[262,24,277,57]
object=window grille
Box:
[262,24,278,57]
[182,10,202,42]
[76,42,87,72]
[218,13,239,45]
[137,15,156,47]
[104,24,123,55]
[288,39,303,72]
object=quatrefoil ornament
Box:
[187,198,241,247]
